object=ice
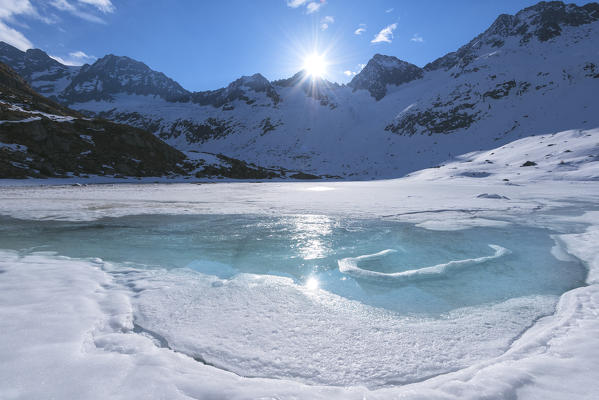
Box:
[338,245,509,282]
[0,210,587,388]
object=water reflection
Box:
[288,214,333,261]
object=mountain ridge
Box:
[1,0,598,179]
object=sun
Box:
[303,53,327,78]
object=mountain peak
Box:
[349,54,423,100]
[59,53,189,104]
[425,1,599,71]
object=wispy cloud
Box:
[343,63,366,77]
[50,0,113,24]
[410,33,424,43]
[286,0,308,7]
[320,15,334,30]
[0,0,115,50]
[50,50,96,66]
[354,23,366,35]
[0,21,33,50]
[306,1,325,14]
[0,0,38,50]
[78,0,115,13]
[286,0,325,14]
[385,8,394,13]
[371,23,397,43]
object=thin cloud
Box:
[0,20,33,50]
[0,0,38,50]
[286,0,308,7]
[286,0,326,14]
[78,0,115,13]
[306,1,325,14]
[50,0,108,24]
[385,8,394,13]
[354,23,366,35]
[0,0,115,50]
[320,15,334,30]
[371,23,397,43]
[411,33,424,43]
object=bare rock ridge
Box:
[348,54,423,100]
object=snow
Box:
[80,134,94,144]
[0,142,28,152]
[0,117,41,124]
[0,124,598,398]
[0,100,76,123]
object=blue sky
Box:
[0,0,590,90]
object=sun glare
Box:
[303,53,327,78]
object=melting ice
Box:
[0,214,586,387]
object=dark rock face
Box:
[194,154,281,179]
[425,1,599,72]
[161,117,235,144]
[59,54,190,104]
[349,54,423,100]
[0,118,186,178]
[385,105,479,136]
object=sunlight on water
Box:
[290,214,333,260]
[0,213,586,316]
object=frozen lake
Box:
[0,211,587,386]
[0,180,597,399]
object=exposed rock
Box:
[349,54,423,100]
[521,160,538,167]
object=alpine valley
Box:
[1,1,599,179]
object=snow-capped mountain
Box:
[348,54,423,100]
[60,54,189,104]
[2,1,598,179]
[0,42,79,98]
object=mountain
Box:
[0,42,79,99]
[59,54,189,104]
[0,61,187,179]
[2,1,598,179]
[0,62,296,180]
[348,54,423,100]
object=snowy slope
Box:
[0,124,598,399]
[1,1,598,179]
